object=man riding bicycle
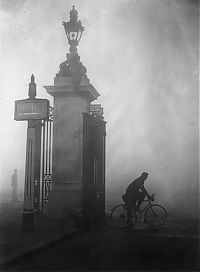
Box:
[122,172,153,225]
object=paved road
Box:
[4,224,199,271]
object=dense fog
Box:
[0,0,198,218]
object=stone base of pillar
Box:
[21,211,34,232]
[47,184,82,219]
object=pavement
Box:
[128,220,200,239]
[2,223,200,271]
[0,202,83,267]
[0,202,199,270]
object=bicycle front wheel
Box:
[111,204,128,228]
[145,204,167,227]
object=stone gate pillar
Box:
[44,6,100,215]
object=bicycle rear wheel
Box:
[145,204,167,227]
[111,204,128,228]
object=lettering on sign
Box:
[14,99,49,121]
[90,104,103,115]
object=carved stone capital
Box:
[56,52,87,86]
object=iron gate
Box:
[33,105,53,214]
[41,105,53,214]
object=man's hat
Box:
[142,172,148,177]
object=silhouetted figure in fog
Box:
[11,169,18,202]
[123,172,153,225]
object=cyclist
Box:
[122,172,153,225]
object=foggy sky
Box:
[0,0,199,205]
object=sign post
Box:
[14,75,49,231]
[22,120,36,231]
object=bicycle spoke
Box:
[111,205,128,228]
[145,205,167,227]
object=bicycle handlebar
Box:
[144,193,155,202]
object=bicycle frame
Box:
[143,198,153,212]
[129,198,154,221]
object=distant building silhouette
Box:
[11,169,18,202]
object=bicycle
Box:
[111,194,167,228]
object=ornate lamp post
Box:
[56,6,87,86]
[62,5,85,53]
[44,5,105,220]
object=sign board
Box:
[14,99,49,121]
[90,104,103,115]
